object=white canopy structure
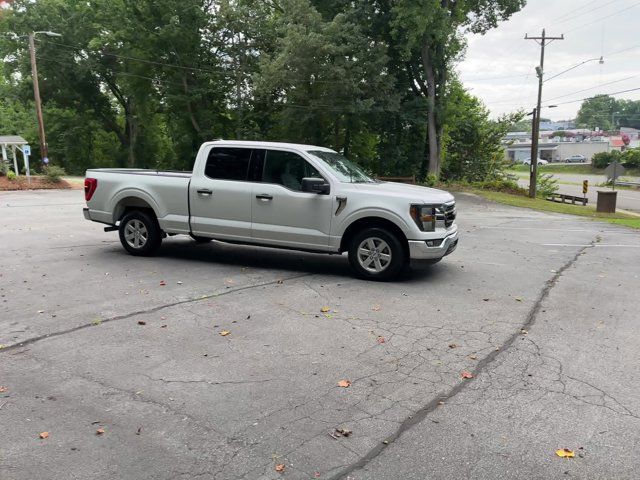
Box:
[0,135,31,180]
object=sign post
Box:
[582,180,588,195]
[604,161,625,191]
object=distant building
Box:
[538,119,577,131]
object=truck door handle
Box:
[197,189,213,195]
[256,194,273,201]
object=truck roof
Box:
[206,140,336,153]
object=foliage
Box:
[592,151,621,169]
[0,0,526,179]
[7,170,16,180]
[0,161,7,176]
[440,81,521,182]
[576,95,640,131]
[44,165,66,183]
[535,170,558,198]
[621,148,640,168]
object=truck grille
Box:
[436,202,456,228]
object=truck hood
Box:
[348,181,455,204]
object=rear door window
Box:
[204,147,251,181]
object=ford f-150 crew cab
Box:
[83,140,458,280]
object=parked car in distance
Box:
[564,154,586,163]
[83,140,459,280]
[522,158,549,166]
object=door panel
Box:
[189,147,252,240]
[251,149,332,250]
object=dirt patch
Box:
[0,176,73,191]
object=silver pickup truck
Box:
[83,140,458,280]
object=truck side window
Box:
[263,150,321,191]
[205,147,251,181]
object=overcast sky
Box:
[457,0,640,122]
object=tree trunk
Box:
[421,40,440,177]
[125,98,136,168]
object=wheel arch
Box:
[339,216,409,257]
[111,190,160,223]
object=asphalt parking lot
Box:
[1,189,639,480]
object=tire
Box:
[190,234,213,243]
[348,227,407,281]
[118,210,162,256]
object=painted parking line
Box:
[542,244,640,247]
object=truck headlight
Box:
[410,205,436,232]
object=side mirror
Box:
[301,177,330,194]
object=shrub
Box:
[592,151,621,169]
[621,148,640,168]
[0,161,8,177]
[7,170,17,181]
[44,165,66,183]
[536,170,558,198]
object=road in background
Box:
[1,190,639,480]
[514,170,640,213]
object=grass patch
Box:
[508,164,640,176]
[471,189,640,229]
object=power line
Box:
[544,87,640,107]
[550,0,601,24]
[551,0,622,26]
[544,74,639,102]
[564,1,640,34]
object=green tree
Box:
[576,95,618,131]
[441,81,520,182]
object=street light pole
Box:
[525,29,564,198]
[27,31,61,166]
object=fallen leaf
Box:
[461,371,474,379]
[277,280,284,284]
[437,401,445,405]
[219,330,231,337]
[177,281,183,285]
[320,306,331,313]
[520,329,528,334]
[377,336,386,344]
[514,297,523,302]
[555,448,575,458]
[275,464,286,473]
[337,380,351,388]
[372,304,381,311]
[469,355,478,360]
[136,427,142,435]
[96,428,105,435]
[0,386,7,393]
[336,428,352,437]
[314,472,321,478]
[448,343,457,349]
[137,321,146,326]
[160,325,167,328]
[37,310,44,314]
[39,432,49,439]
[159,280,166,286]
[482,298,490,302]
[92,319,102,326]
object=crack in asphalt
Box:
[0,273,311,353]
[327,240,596,480]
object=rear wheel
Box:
[119,210,162,256]
[348,227,406,280]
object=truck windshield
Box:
[307,150,376,183]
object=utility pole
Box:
[525,29,563,198]
[28,33,49,166]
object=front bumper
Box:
[408,229,459,261]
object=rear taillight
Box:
[84,178,98,201]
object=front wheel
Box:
[348,227,407,281]
[119,210,162,256]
